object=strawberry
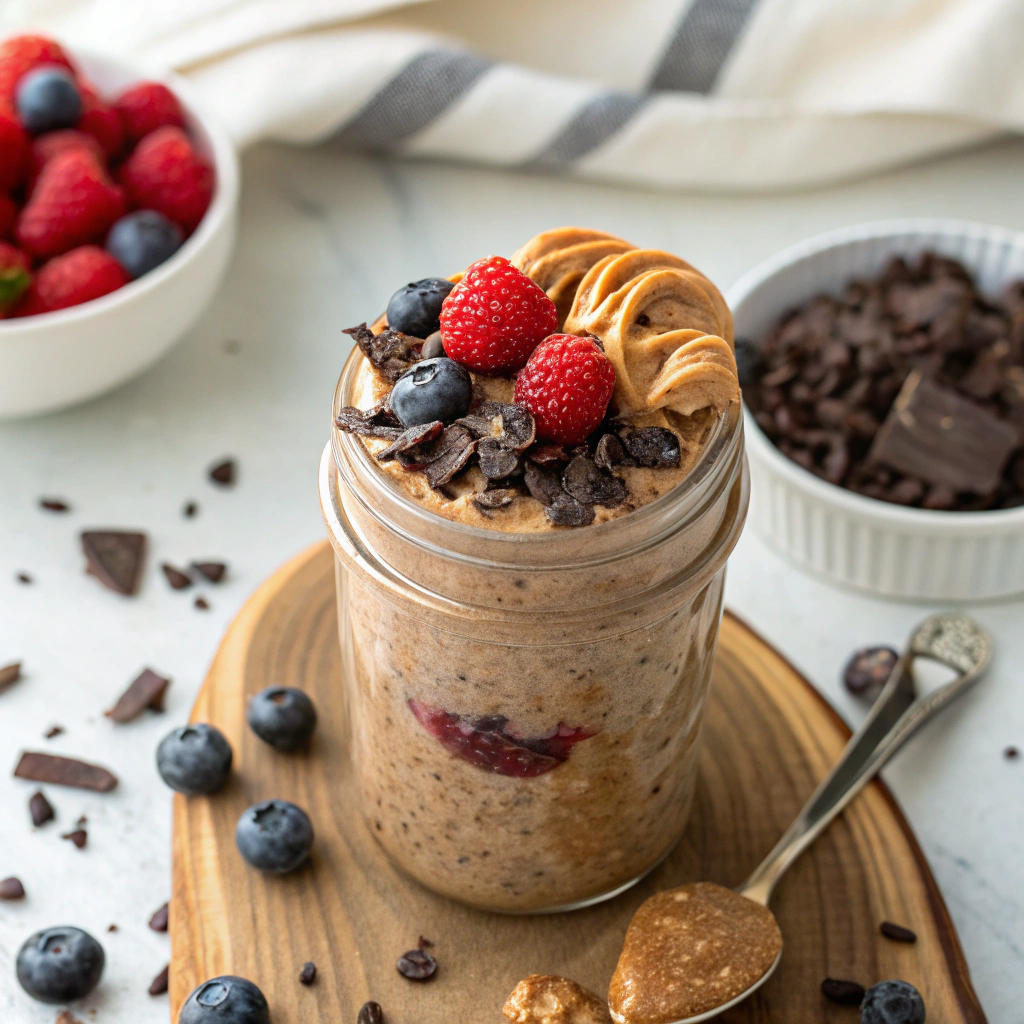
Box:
[514,334,616,445]
[118,126,213,234]
[26,129,104,194]
[78,81,124,158]
[0,241,31,316]
[0,192,17,238]
[0,35,75,103]
[440,255,558,374]
[114,81,185,143]
[16,245,128,315]
[17,148,125,259]
[0,105,29,190]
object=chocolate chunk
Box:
[397,948,437,981]
[358,1002,384,1024]
[545,492,596,527]
[477,438,520,480]
[870,372,1017,493]
[208,459,236,486]
[81,530,147,596]
[194,596,210,611]
[529,445,570,466]
[299,962,317,986]
[473,489,518,512]
[161,563,192,590]
[375,421,444,462]
[563,456,628,508]
[29,790,55,826]
[44,725,64,739]
[880,921,917,943]
[106,668,171,723]
[594,433,630,470]
[842,646,898,699]
[335,405,402,441]
[621,427,681,469]
[149,964,170,996]
[63,828,87,849]
[149,902,169,931]
[14,752,118,792]
[183,501,198,518]
[16,571,32,584]
[523,461,563,507]
[821,978,866,1006]
[0,660,21,692]
[421,426,476,488]
[477,401,536,450]
[191,561,227,583]
[39,498,70,512]
[0,876,25,899]
[345,323,422,383]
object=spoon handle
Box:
[738,613,992,907]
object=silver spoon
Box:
[614,612,993,1024]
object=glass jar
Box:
[319,348,749,913]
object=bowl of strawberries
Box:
[0,34,239,417]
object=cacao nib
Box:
[621,427,681,468]
[422,426,476,488]
[344,323,422,383]
[594,433,630,470]
[545,492,596,527]
[335,404,402,441]
[477,438,520,480]
[375,421,444,462]
[477,401,536,451]
[562,456,627,508]
[523,462,563,507]
[473,489,518,512]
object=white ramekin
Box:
[728,218,1024,602]
[0,48,239,419]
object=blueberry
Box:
[386,278,454,338]
[733,336,764,389]
[156,723,233,796]
[861,980,926,1024]
[247,686,317,752]
[236,799,314,873]
[16,926,104,1004]
[180,975,270,1024]
[106,210,184,279]
[16,67,82,135]
[390,357,472,426]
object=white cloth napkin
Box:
[2,0,1021,190]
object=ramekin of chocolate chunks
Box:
[730,220,1024,601]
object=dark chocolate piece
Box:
[0,876,25,899]
[191,561,227,583]
[299,962,317,985]
[335,405,402,441]
[149,903,170,931]
[0,660,21,692]
[594,433,630,470]
[16,571,32,584]
[477,438,520,480]
[149,965,170,996]
[39,498,70,512]
[194,596,210,611]
[473,489,518,512]
[14,752,118,792]
[44,725,64,739]
[29,790,55,826]
[106,668,171,723]
[161,563,192,590]
[396,947,437,981]
[621,427,682,469]
[63,828,87,849]
[183,501,198,518]
[81,530,147,596]
[344,323,422,383]
[375,421,443,462]
[563,456,628,508]
[208,459,236,486]
[523,461,563,507]
[476,401,536,451]
[545,492,596,527]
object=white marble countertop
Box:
[2,138,1024,1024]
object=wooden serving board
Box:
[170,541,986,1023]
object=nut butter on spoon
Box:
[609,612,992,1024]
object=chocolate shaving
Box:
[529,445,570,466]
[149,903,170,931]
[335,404,402,441]
[563,456,628,508]
[14,752,118,792]
[161,563,191,590]
[63,828,87,849]
[477,438,520,480]
[423,426,476,487]
[106,668,171,723]
[621,427,682,469]
[344,323,421,383]
[594,433,631,470]
[473,489,518,512]
[0,660,21,692]
[191,561,227,583]
[81,530,147,596]
[523,461,564,507]
[208,459,236,486]
[375,421,443,462]
[149,964,170,996]
[545,492,596,527]
[29,790,54,826]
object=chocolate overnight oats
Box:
[320,228,748,911]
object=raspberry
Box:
[78,81,124,158]
[114,81,185,143]
[118,126,213,234]
[26,129,104,194]
[514,334,616,445]
[0,106,29,190]
[17,148,125,258]
[0,193,17,238]
[16,245,128,316]
[440,255,558,374]
[0,241,31,316]
[0,35,75,103]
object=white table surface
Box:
[2,138,1024,1024]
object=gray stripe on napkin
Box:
[336,50,493,148]
[523,93,650,168]
[650,0,760,94]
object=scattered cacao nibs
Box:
[594,433,630,470]
[81,530,147,596]
[29,790,55,826]
[194,596,210,611]
[620,426,682,468]
[843,646,899,699]
[396,947,437,981]
[39,498,70,512]
[563,455,628,508]
[106,668,171,723]
[821,978,866,1006]
[208,458,237,487]
[474,489,518,512]
[149,902,169,931]
[0,660,22,692]
[16,571,33,584]
[183,501,198,518]
[14,752,118,792]
[476,401,536,450]
[161,563,192,590]
[62,828,87,849]
[0,876,26,900]
[545,492,596,527]
[1005,746,1020,760]
[880,921,917,943]
[148,964,169,996]
[523,461,563,507]
[345,323,423,383]
[357,1001,384,1024]
[108,924,118,932]
[299,961,317,985]
[477,437,521,480]
[422,427,476,488]
[191,561,227,583]
[375,421,444,462]
[336,405,402,442]
[418,935,434,948]
[44,726,64,739]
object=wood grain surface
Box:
[170,540,986,1023]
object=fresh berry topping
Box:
[387,277,454,338]
[16,245,127,316]
[514,334,616,445]
[0,241,31,315]
[0,108,28,190]
[77,81,124,158]
[114,80,186,143]
[842,646,898,699]
[26,128,104,194]
[180,976,271,1024]
[408,699,596,777]
[16,926,105,1004]
[246,686,318,752]
[440,256,558,374]
[0,35,75,104]
[118,125,214,234]
[860,980,925,1024]
[156,723,233,795]
[17,148,125,258]
[390,357,472,427]
[106,209,184,279]
[15,66,81,134]
[235,799,314,874]
[0,193,16,238]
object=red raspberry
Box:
[26,129,104,194]
[118,126,214,234]
[514,334,616,445]
[16,245,128,316]
[0,241,31,316]
[0,193,17,238]
[114,81,185,143]
[17,148,125,259]
[0,34,75,103]
[0,106,29,190]
[78,81,125,158]
[440,255,558,374]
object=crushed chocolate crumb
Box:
[0,660,22,692]
[336,404,402,441]
[29,790,54,826]
[81,530,147,596]
[16,571,32,584]
[183,501,198,518]
[106,668,171,723]
[161,563,192,590]
[376,421,444,462]
[345,323,422,383]
[880,921,917,943]
[39,498,70,512]
[44,726,64,739]
[523,462,563,507]
[563,455,627,508]
[621,426,682,468]
[15,752,118,792]
[299,962,317,986]
[149,964,169,996]
[208,459,236,486]
[0,876,25,900]
[594,433,630,470]
[478,438,521,480]
[194,596,210,611]
[149,903,169,932]
[546,492,596,527]
[191,561,227,583]
[422,426,476,487]
[108,924,118,932]
[63,828,87,849]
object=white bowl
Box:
[728,218,1024,602]
[0,48,239,418]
